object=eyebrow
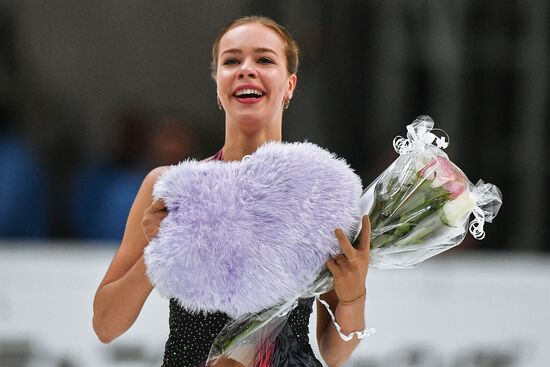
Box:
[221,48,279,57]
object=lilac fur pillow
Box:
[144,141,362,318]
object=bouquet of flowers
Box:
[205,116,502,366]
[357,116,502,269]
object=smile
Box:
[232,85,266,104]
[234,88,265,98]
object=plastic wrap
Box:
[355,116,502,269]
[206,115,503,366]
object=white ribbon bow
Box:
[469,206,486,240]
[393,116,449,154]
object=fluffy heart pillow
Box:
[144,141,362,318]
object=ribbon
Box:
[468,206,486,240]
[468,181,503,240]
[316,296,376,342]
[393,115,449,154]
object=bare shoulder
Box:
[134,166,170,205]
[144,166,170,185]
[128,165,171,238]
[145,158,212,184]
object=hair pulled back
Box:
[210,16,300,79]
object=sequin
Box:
[161,150,322,367]
[161,297,322,367]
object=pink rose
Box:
[419,157,467,199]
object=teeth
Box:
[235,88,264,97]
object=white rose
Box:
[442,190,476,226]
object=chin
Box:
[238,120,267,135]
[238,113,264,124]
[232,111,269,127]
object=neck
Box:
[222,116,283,161]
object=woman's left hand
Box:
[326,215,371,303]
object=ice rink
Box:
[1,244,549,367]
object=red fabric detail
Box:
[254,338,274,367]
[213,148,223,161]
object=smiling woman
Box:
[92,15,370,367]
[214,20,298,150]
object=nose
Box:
[238,59,258,79]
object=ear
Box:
[286,74,298,100]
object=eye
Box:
[222,57,239,65]
[258,57,274,64]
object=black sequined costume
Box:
[161,297,323,367]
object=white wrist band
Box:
[317,296,376,341]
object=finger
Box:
[152,199,167,211]
[357,215,371,252]
[325,257,341,275]
[335,228,357,260]
[333,254,347,265]
[153,210,169,220]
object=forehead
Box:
[219,23,285,55]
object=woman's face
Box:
[215,23,297,127]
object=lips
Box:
[232,85,266,104]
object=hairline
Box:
[211,17,299,79]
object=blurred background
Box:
[0,1,548,366]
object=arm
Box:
[316,290,366,366]
[316,216,371,367]
[92,166,168,343]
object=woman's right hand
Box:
[142,199,168,241]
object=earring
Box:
[217,95,223,111]
[283,98,290,110]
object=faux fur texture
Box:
[144,141,362,318]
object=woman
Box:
[92,16,371,367]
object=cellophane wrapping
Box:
[207,115,502,366]
[355,116,502,269]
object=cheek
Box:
[266,71,289,95]
[218,68,232,78]
[216,71,233,94]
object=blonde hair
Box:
[210,16,300,79]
